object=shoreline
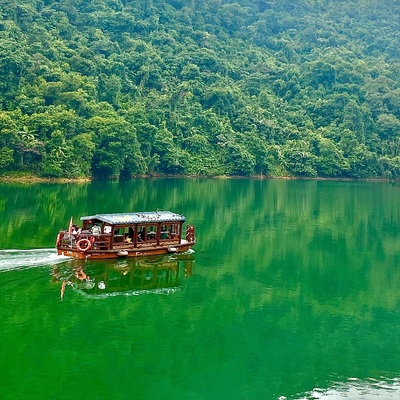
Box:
[0,173,394,184]
[0,175,91,184]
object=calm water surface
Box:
[1,178,400,400]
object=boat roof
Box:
[80,211,186,225]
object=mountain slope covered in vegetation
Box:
[0,0,399,179]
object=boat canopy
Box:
[80,211,186,225]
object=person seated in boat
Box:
[72,225,81,235]
[91,223,101,235]
[124,227,133,243]
[138,228,144,242]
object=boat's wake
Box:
[0,248,70,272]
[291,377,400,400]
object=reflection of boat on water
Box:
[53,253,195,298]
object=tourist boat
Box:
[56,211,196,259]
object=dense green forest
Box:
[0,0,399,179]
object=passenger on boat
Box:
[138,229,144,242]
[91,223,101,235]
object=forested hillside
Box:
[0,0,399,179]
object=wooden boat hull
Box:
[57,242,195,260]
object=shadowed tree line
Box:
[0,0,399,179]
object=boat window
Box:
[160,224,179,240]
[127,227,134,241]
[137,226,145,242]
[160,225,170,240]
[146,225,157,241]
[113,227,132,243]
[113,227,123,243]
[172,224,180,237]
[122,227,133,243]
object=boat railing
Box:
[58,230,111,250]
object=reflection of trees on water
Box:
[196,180,400,314]
[52,254,194,299]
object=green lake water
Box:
[1,178,400,400]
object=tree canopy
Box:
[0,0,399,179]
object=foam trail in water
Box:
[290,377,400,399]
[0,248,70,272]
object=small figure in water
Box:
[60,280,68,300]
